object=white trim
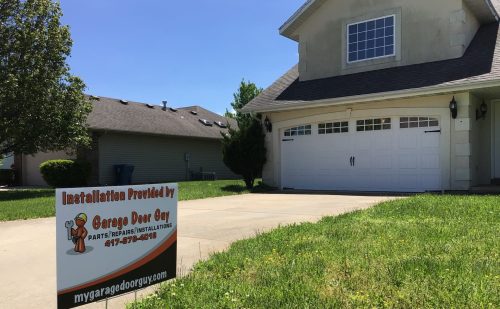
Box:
[346,14,396,64]
[279,0,316,34]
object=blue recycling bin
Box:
[114,164,134,185]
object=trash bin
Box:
[114,164,134,185]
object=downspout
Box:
[485,0,500,21]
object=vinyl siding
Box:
[98,133,237,185]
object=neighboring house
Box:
[243,0,500,192]
[17,97,238,186]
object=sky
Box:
[59,0,304,115]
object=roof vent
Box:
[162,101,168,111]
[146,104,154,109]
[120,99,128,105]
[199,119,213,126]
[170,107,178,112]
[89,95,100,100]
[214,121,228,128]
[190,110,198,115]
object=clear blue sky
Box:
[59,0,304,115]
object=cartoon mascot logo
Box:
[65,213,88,253]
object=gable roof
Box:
[281,0,499,41]
[243,22,500,113]
[87,97,237,139]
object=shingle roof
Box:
[87,97,237,139]
[243,22,500,112]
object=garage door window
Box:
[318,121,349,134]
[356,118,391,132]
[400,117,439,128]
[284,125,312,136]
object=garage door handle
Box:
[425,130,441,133]
[353,156,355,166]
[349,156,353,166]
[282,139,294,142]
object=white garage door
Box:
[281,116,442,192]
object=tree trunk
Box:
[244,177,254,190]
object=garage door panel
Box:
[421,154,440,169]
[399,154,418,169]
[281,115,443,192]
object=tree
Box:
[222,118,266,189]
[0,0,92,156]
[225,79,262,125]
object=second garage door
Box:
[281,115,443,192]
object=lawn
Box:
[0,179,264,221]
[130,195,499,309]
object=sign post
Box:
[56,184,177,309]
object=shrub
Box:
[222,118,266,189]
[39,160,91,188]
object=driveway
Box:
[0,193,395,308]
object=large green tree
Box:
[0,0,92,156]
[222,80,266,189]
[225,79,262,126]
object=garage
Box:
[281,114,445,192]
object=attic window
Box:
[199,119,213,126]
[347,15,395,63]
[146,104,154,109]
[120,99,129,105]
[190,111,198,115]
[170,107,178,112]
[214,121,227,128]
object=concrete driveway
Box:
[0,193,395,309]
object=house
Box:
[243,0,500,192]
[16,97,238,186]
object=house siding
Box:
[22,151,74,186]
[297,0,480,81]
[98,133,237,185]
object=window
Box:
[347,15,395,63]
[318,121,349,134]
[356,118,391,132]
[284,125,312,136]
[400,117,439,129]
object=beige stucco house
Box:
[17,97,237,186]
[243,0,500,192]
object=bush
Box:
[222,118,266,189]
[0,169,14,186]
[39,160,91,188]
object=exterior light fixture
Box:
[449,96,458,119]
[264,116,272,133]
[476,101,488,120]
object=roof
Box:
[86,97,237,139]
[280,0,499,41]
[243,22,500,113]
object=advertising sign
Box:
[56,184,177,308]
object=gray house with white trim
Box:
[18,97,237,186]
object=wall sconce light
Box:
[449,96,458,119]
[264,116,272,133]
[476,101,488,120]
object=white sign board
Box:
[56,184,177,308]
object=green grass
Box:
[0,189,55,221]
[131,195,500,309]
[0,179,266,222]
